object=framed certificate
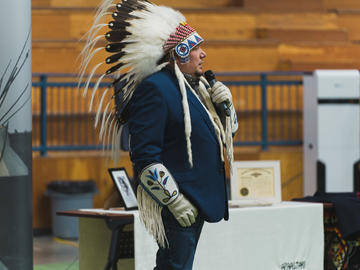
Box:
[230,160,282,206]
[108,168,138,210]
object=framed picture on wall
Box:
[108,168,138,210]
[230,160,282,207]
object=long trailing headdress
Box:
[79,0,206,166]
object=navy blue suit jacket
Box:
[128,68,228,222]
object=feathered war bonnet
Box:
[79,0,204,165]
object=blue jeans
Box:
[154,207,204,270]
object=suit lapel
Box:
[186,88,219,143]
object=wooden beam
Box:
[323,0,360,10]
[243,0,325,12]
[32,0,237,8]
[256,13,339,30]
[282,60,360,71]
[256,28,348,42]
[32,40,280,73]
[279,43,360,70]
[337,12,360,41]
[32,8,257,42]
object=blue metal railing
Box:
[217,71,303,149]
[32,72,304,155]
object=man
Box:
[128,25,238,270]
[79,1,237,269]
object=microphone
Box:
[204,70,231,116]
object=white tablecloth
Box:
[86,201,323,270]
[132,201,323,270]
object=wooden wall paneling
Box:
[283,60,360,71]
[42,116,96,145]
[256,28,348,42]
[32,42,103,74]
[40,0,360,10]
[32,9,255,42]
[337,12,360,41]
[32,9,109,42]
[231,112,302,143]
[35,0,360,11]
[203,41,280,72]
[184,10,256,41]
[50,0,102,8]
[32,0,51,7]
[32,10,72,40]
[256,13,339,30]
[32,40,280,73]
[260,148,303,201]
[323,0,360,10]
[152,0,234,8]
[243,0,325,12]
[33,0,236,8]
[32,153,133,229]
[69,12,103,42]
[278,43,360,71]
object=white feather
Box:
[101,109,113,143]
[112,123,123,163]
[83,62,103,96]
[79,36,104,69]
[95,0,114,17]
[99,101,110,139]
[79,2,112,69]
[95,88,109,127]
[106,117,116,151]
[78,46,104,90]
[101,112,113,151]
[83,2,113,43]
[89,73,106,112]
[111,121,118,160]
[80,29,106,56]
[174,62,193,167]
[85,23,108,48]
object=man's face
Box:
[176,45,206,77]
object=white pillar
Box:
[0,0,33,269]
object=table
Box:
[59,201,324,270]
[59,210,134,270]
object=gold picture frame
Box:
[230,160,282,206]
